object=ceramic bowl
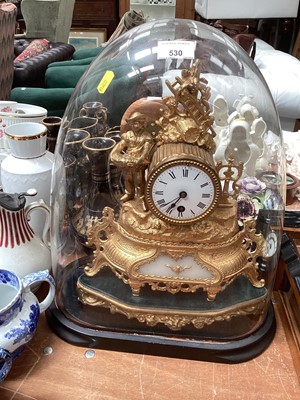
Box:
[0,103,47,124]
[4,122,48,158]
[0,103,47,151]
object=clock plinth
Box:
[83,205,265,302]
[77,266,268,331]
[47,257,275,363]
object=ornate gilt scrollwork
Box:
[84,206,264,301]
[156,59,216,152]
[77,280,268,331]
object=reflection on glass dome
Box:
[49,19,285,362]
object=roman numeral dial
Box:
[146,159,221,225]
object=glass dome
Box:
[49,19,285,362]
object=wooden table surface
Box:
[0,293,299,400]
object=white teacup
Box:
[4,122,47,158]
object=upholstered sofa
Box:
[11,46,102,117]
[13,39,76,88]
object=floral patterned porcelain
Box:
[0,101,18,114]
[0,268,55,382]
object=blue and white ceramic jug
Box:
[0,268,55,382]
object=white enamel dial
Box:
[146,160,220,224]
[263,232,278,258]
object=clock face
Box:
[146,159,220,224]
[263,231,278,258]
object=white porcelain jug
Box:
[1,122,54,239]
[0,190,51,279]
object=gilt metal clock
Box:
[77,59,268,331]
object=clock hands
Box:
[164,191,187,214]
[160,195,181,208]
[166,201,179,214]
